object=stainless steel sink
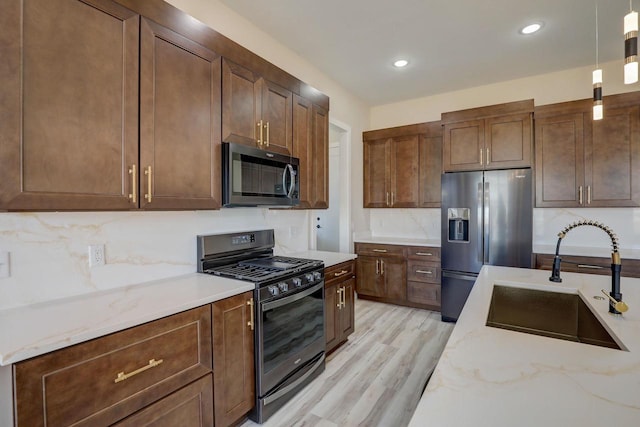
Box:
[486,285,623,350]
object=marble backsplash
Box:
[0,209,310,310]
[369,207,640,256]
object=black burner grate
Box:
[205,256,321,282]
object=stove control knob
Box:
[313,271,322,281]
[305,273,314,282]
[268,285,279,296]
[292,277,302,287]
[278,282,289,292]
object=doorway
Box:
[314,119,351,253]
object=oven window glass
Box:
[232,153,294,198]
[261,287,324,375]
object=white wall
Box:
[0,0,371,310]
[367,59,640,257]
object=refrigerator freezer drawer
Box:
[441,271,477,322]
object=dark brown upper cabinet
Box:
[363,122,442,208]
[535,92,640,208]
[222,59,292,155]
[0,0,140,210]
[441,100,533,172]
[0,0,223,211]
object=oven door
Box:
[257,281,325,396]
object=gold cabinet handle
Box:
[340,286,346,308]
[114,358,163,383]
[578,186,583,205]
[380,260,385,275]
[257,120,263,146]
[480,148,483,166]
[334,270,349,277]
[386,191,389,206]
[587,185,591,204]
[144,166,152,203]
[372,249,387,253]
[415,252,433,256]
[247,298,254,330]
[376,259,380,275]
[128,164,137,204]
[265,121,270,147]
[416,270,433,275]
[336,287,341,308]
[486,148,490,165]
[391,192,394,206]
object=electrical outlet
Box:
[0,251,10,278]
[89,244,105,267]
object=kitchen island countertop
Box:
[0,273,253,366]
[409,265,640,426]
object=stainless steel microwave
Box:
[222,142,300,207]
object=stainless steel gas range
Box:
[197,229,325,423]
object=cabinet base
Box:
[357,294,441,312]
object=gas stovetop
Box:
[203,255,322,283]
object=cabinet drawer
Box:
[14,306,212,427]
[407,260,441,283]
[355,242,406,257]
[114,374,213,427]
[407,281,441,307]
[406,246,440,261]
[325,260,356,287]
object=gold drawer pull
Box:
[334,270,349,277]
[578,264,603,269]
[415,252,433,256]
[114,358,163,383]
[247,298,255,331]
[128,164,137,204]
[372,249,387,253]
[416,270,433,275]
[144,165,152,203]
[337,288,341,308]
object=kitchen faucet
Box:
[548,220,626,314]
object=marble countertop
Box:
[353,235,440,247]
[288,250,357,267]
[409,265,640,426]
[0,273,254,366]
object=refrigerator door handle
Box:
[484,181,490,264]
[477,182,483,264]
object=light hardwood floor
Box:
[241,298,454,427]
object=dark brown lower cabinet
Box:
[114,375,213,427]
[325,260,356,353]
[535,253,640,278]
[212,291,255,427]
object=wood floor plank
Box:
[241,298,453,427]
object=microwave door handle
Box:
[286,164,296,197]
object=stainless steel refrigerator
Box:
[440,169,533,322]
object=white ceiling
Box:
[220,0,631,105]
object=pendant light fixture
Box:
[593,2,603,121]
[624,0,638,84]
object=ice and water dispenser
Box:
[448,208,470,242]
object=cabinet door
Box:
[586,104,640,207]
[114,375,213,427]
[363,139,390,207]
[312,104,330,208]
[419,133,442,207]
[535,113,585,207]
[484,113,532,170]
[356,256,385,297]
[389,135,419,207]
[325,282,340,353]
[0,0,139,210]
[260,79,292,155]
[292,94,313,208]
[139,18,221,210]
[222,59,260,147]
[212,291,255,427]
[442,119,484,171]
[383,257,406,300]
[339,278,355,339]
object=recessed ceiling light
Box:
[393,59,409,68]
[520,23,543,35]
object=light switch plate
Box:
[0,251,10,278]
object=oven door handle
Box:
[263,353,325,405]
[261,281,324,312]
